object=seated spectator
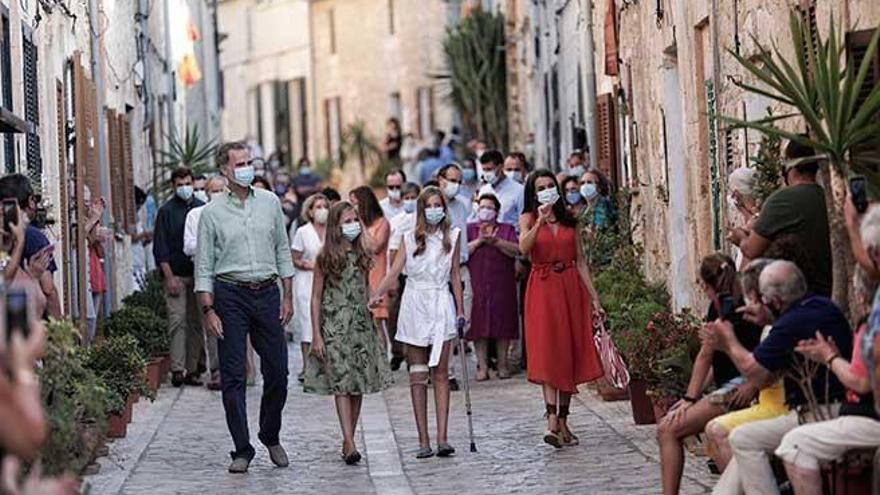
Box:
[657,253,761,495]
[728,138,832,297]
[701,260,852,494]
[704,259,787,473]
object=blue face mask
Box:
[565,192,582,205]
[569,165,585,178]
[176,185,193,201]
[425,207,446,225]
[403,199,417,213]
[233,166,255,186]
[299,166,312,176]
[463,168,476,182]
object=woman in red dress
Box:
[519,169,604,448]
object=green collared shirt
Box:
[194,187,295,293]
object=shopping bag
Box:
[593,311,630,389]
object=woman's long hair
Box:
[317,201,372,280]
[413,186,452,256]
[699,253,738,296]
[523,169,577,227]
[350,185,385,228]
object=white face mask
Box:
[176,185,193,201]
[387,188,401,201]
[505,170,522,183]
[442,181,460,199]
[537,187,560,205]
[193,190,208,203]
[477,208,497,222]
[580,183,598,200]
[314,207,329,225]
[425,207,446,225]
[403,199,417,214]
[569,165,585,178]
[341,222,361,241]
[481,170,497,185]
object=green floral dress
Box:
[303,252,393,395]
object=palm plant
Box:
[725,11,880,311]
[438,8,508,149]
[341,120,380,176]
[155,124,218,199]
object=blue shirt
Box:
[23,225,57,272]
[418,156,445,185]
[445,196,470,264]
[753,295,852,407]
[490,177,524,228]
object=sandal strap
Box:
[558,404,570,419]
[545,403,558,417]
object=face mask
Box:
[314,207,329,225]
[463,169,476,182]
[387,189,401,201]
[274,184,287,196]
[233,165,255,186]
[537,187,560,205]
[481,170,497,185]
[176,185,194,201]
[300,166,312,176]
[403,199,417,213]
[580,183,598,200]
[193,190,208,203]
[565,192,582,205]
[569,165,585,178]
[425,207,446,225]
[341,222,361,241]
[477,208,497,222]
[505,170,522,183]
[443,181,460,199]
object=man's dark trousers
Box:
[214,281,288,461]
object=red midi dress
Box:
[524,220,602,393]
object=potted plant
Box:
[38,319,109,475]
[84,334,149,438]
[105,306,169,392]
[644,310,702,422]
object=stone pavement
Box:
[84,344,715,494]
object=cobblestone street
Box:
[85,344,715,494]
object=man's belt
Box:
[217,275,278,291]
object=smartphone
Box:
[850,176,869,214]
[719,294,736,322]
[2,199,16,232]
[6,290,29,342]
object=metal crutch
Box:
[456,317,477,452]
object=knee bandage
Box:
[409,364,430,387]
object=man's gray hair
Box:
[759,260,808,305]
[860,204,880,251]
[215,141,249,169]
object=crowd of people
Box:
[1,117,879,494]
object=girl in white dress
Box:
[371,186,466,459]
[291,194,328,381]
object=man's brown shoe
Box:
[267,444,289,468]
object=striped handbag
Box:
[592,311,631,390]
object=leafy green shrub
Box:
[121,271,167,320]
[105,306,168,357]
[39,319,108,476]
[84,334,149,413]
[646,310,702,397]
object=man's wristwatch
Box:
[201,305,215,316]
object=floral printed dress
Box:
[303,252,393,395]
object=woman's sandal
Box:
[415,446,435,459]
[343,450,362,465]
[558,405,579,446]
[436,443,456,457]
[543,403,562,449]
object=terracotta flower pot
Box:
[106,413,127,438]
[123,395,135,424]
[629,379,656,425]
[597,376,629,402]
[145,357,163,392]
[158,355,171,382]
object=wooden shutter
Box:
[798,0,819,74]
[847,28,880,169]
[22,31,40,188]
[596,92,619,189]
[56,80,70,312]
[72,56,89,331]
[106,108,122,227]
[120,113,135,232]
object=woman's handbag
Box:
[592,312,631,390]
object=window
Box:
[596,93,618,188]
[289,78,308,162]
[798,0,819,73]
[388,0,395,35]
[329,8,336,54]
[416,86,434,140]
[1,8,12,172]
[388,92,401,121]
[273,80,291,167]
[846,28,880,166]
[22,28,40,186]
[324,97,341,161]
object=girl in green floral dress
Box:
[303,201,393,465]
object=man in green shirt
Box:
[195,141,295,473]
[730,139,832,297]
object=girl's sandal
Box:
[415,446,435,459]
[558,405,579,446]
[436,443,456,457]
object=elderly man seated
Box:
[701,260,853,495]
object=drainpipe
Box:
[164,0,177,139]
[87,0,113,312]
[581,0,598,170]
[307,0,317,160]
[137,0,153,131]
